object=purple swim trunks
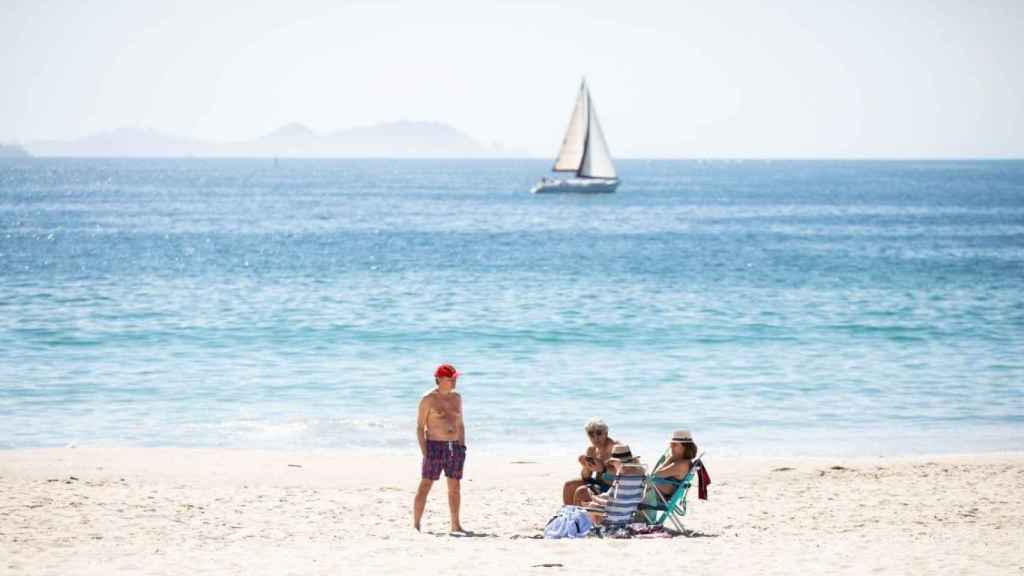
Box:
[422,440,466,480]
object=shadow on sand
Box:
[423,529,498,538]
[667,527,719,538]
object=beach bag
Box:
[543,505,593,539]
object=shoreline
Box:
[3,448,1022,574]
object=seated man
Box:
[574,444,646,526]
[561,418,616,505]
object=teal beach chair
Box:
[638,453,704,532]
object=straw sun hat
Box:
[670,429,695,444]
[607,443,640,464]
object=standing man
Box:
[413,363,467,533]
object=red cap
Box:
[434,364,459,379]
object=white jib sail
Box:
[578,95,616,179]
[552,83,588,172]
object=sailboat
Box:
[531,79,619,194]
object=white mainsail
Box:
[552,84,588,172]
[578,96,616,179]
[531,79,619,194]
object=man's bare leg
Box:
[413,478,433,531]
[563,479,586,505]
[447,477,464,532]
[573,485,596,507]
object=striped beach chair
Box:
[601,473,647,527]
[584,444,647,533]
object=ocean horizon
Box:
[2,158,1022,458]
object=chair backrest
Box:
[603,474,646,526]
[666,459,699,513]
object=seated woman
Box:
[562,418,616,505]
[574,444,646,526]
[651,429,698,497]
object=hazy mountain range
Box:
[20,121,523,158]
[0,143,31,157]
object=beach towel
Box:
[544,505,593,539]
[697,461,711,500]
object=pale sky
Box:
[2,0,1022,157]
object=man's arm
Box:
[455,394,465,446]
[579,446,598,480]
[416,395,430,457]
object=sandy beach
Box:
[2,448,1021,575]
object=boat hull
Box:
[530,178,619,194]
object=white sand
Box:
[2,448,1022,575]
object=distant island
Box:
[23,121,520,158]
[0,144,31,158]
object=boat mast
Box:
[575,79,617,180]
[577,79,590,179]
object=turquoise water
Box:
[1,158,1022,456]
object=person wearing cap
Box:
[573,443,646,519]
[413,363,468,533]
[652,429,698,497]
[561,418,617,505]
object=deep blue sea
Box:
[1,158,1022,457]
